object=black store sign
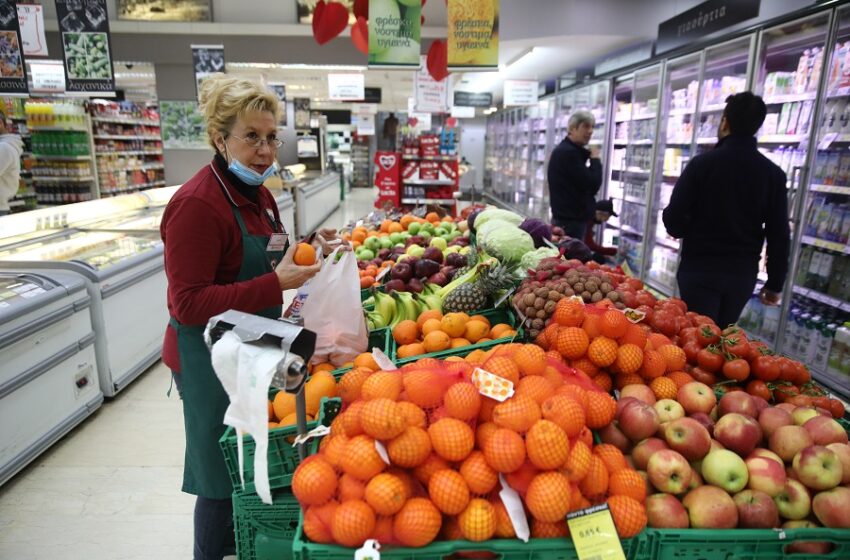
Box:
[657,0,760,54]
[0,0,28,95]
[55,0,115,94]
[454,91,492,108]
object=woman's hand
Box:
[315,227,351,256]
[275,243,321,290]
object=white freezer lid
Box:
[0,270,89,326]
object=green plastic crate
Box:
[233,490,301,560]
[328,328,392,378]
[391,306,524,365]
[642,528,850,560]
[219,397,342,495]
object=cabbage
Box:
[474,208,524,230]
[520,247,560,271]
[476,219,516,243]
[481,226,535,263]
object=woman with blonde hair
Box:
[160,74,341,558]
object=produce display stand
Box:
[642,527,850,559]
[233,490,302,560]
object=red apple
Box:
[621,383,657,405]
[773,479,812,520]
[631,438,668,471]
[714,412,763,457]
[751,396,770,414]
[782,521,833,555]
[745,456,787,497]
[646,493,689,529]
[792,406,821,426]
[701,449,749,493]
[747,448,784,467]
[687,469,704,491]
[647,449,693,494]
[758,407,793,440]
[718,391,758,418]
[655,399,686,423]
[733,489,780,528]
[786,465,800,482]
[616,396,638,416]
[769,425,814,462]
[812,486,850,528]
[598,422,632,453]
[709,439,726,452]
[689,412,715,437]
[683,485,738,528]
[663,417,712,462]
[677,382,716,415]
[776,403,796,413]
[803,416,849,446]
[618,400,661,443]
[792,445,843,491]
[826,443,850,484]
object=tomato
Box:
[635,290,657,307]
[697,324,722,347]
[621,290,638,308]
[653,311,680,338]
[722,358,751,382]
[774,384,800,403]
[679,327,699,345]
[689,366,718,386]
[675,316,691,333]
[697,347,724,373]
[635,305,654,325]
[795,363,811,384]
[745,379,772,401]
[777,357,798,383]
[722,332,750,359]
[626,278,643,291]
[682,341,702,364]
[692,315,716,327]
[787,395,813,407]
[668,298,688,314]
[812,396,832,411]
[751,355,781,382]
[828,399,847,419]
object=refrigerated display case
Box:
[293,171,341,238]
[0,270,102,486]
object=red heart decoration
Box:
[312,1,349,46]
[351,17,368,55]
[427,40,449,82]
[446,117,458,128]
[354,0,368,20]
[408,117,419,128]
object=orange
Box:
[293,456,338,506]
[322,433,349,468]
[313,362,335,373]
[340,435,386,481]
[526,471,572,522]
[425,211,440,223]
[490,323,514,339]
[393,498,442,547]
[441,313,468,338]
[428,469,471,515]
[588,336,618,367]
[413,454,451,486]
[579,454,609,500]
[380,220,392,233]
[543,365,566,388]
[417,309,443,328]
[484,356,520,385]
[372,515,394,543]
[458,498,497,542]
[475,421,499,450]
[563,439,592,482]
[354,352,380,371]
[423,330,451,353]
[585,391,617,429]
[607,495,648,538]
[360,371,403,401]
[294,243,317,266]
[402,369,447,408]
[341,401,365,437]
[392,320,420,345]
[469,314,491,328]
[388,222,403,234]
[570,358,599,378]
[553,298,585,327]
[451,337,471,348]
[272,390,296,422]
[483,428,526,473]
[303,500,338,544]
[619,323,648,348]
[544,323,561,348]
[582,313,604,339]
[609,469,647,503]
[650,377,678,400]
[557,327,590,360]
[534,332,550,351]
[365,473,408,516]
[492,498,517,538]
[532,519,569,538]
[648,333,673,349]
[615,373,645,390]
[460,451,499,495]
[428,418,475,462]
[639,349,667,380]
[600,309,629,339]
[492,395,541,433]
[396,343,426,359]
[526,419,570,470]
[516,376,555,405]
[397,401,427,428]
[556,384,589,411]
[615,344,644,375]
[337,368,372,404]
[387,426,432,468]
[305,371,337,417]
[514,344,547,377]
[444,382,481,421]
[478,397,498,422]
[332,499,376,547]
[442,516,463,541]
[421,318,443,336]
[666,370,694,388]
[338,473,366,502]
[464,320,490,343]
[542,394,586,438]
[360,398,406,440]
[592,373,613,392]
[465,349,487,364]
[658,344,687,372]
[399,214,415,229]
[594,444,627,474]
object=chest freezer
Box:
[0,230,168,397]
[274,189,296,240]
[0,271,102,486]
[294,172,340,238]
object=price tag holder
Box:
[566,504,626,560]
[818,132,838,150]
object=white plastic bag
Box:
[300,246,368,365]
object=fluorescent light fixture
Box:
[484,106,497,115]
[228,62,366,71]
[500,47,538,71]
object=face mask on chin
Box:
[222,141,278,186]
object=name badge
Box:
[267,233,288,252]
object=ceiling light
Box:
[484,107,497,115]
[500,47,538,71]
[228,62,366,72]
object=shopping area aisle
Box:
[0,187,379,560]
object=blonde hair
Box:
[198,74,281,151]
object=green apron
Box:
[171,182,286,499]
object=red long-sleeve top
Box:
[160,159,284,372]
[584,220,617,256]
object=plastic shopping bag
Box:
[300,246,368,365]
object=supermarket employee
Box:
[160,75,341,560]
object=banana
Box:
[373,290,397,326]
[390,292,418,327]
[367,310,387,330]
[362,296,375,308]
[416,291,442,312]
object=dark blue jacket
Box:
[547,138,602,223]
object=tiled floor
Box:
[0,186,380,559]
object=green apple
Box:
[459,246,471,255]
[406,245,425,257]
[364,236,381,252]
[448,231,462,241]
[407,222,421,235]
[702,449,748,493]
[429,237,448,251]
[358,249,375,261]
[379,237,393,250]
[394,243,405,249]
[396,254,410,263]
[389,232,403,245]
[445,246,460,254]
[419,230,432,241]
[421,222,435,234]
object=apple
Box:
[747,448,784,467]
[616,396,638,416]
[776,403,796,413]
[782,521,833,555]
[773,479,812,520]
[647,449,693,494]
[689,412,715,437]
[631,438,669,471]
[709,439,726,453]
[718,391,758,418]
[745,456,787,497]
[812,486,850,528]
[733,489,780,528]
[655,399,686,423]
[826,443,850,484]
[701,449,748,493]
[758,407,793,439]
[677,382,716,415]
[621,384,657,405]
[663,417,712,462]
[618,400,661,443]
[687,469,704,491]
[598,422,632,453]
[646,493,689,529]
[786,465,800,482]
[714,413,763,457]
[683,485,738,528]
[751,396,770,414]
[792,406,821,426]
[769,425,814,463]
[792,445,843,491]
[803,416,849,446]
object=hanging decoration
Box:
[311,0,349,45]
[351,16,368,54]
[426,39,449,82]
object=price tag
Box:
[567,504,626,560]
[471,368,515,401]
[623,308,646,324]
[375,266,392,282]
[818,132,838,150]
[291,424,331,446]
[493,287,516,309]
[374,440,391,464]
[371,348,398,371]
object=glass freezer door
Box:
[0,230,162,270]
[608,74,635,259]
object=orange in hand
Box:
[293,242,317,266]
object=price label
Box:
[567,504,626,560]
[818,132,838,150]
[471,368,515,401]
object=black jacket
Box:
[547,138,602,222]
[662,134,790,292]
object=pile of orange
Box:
[392,310,517,360]
[268,368,337,429]
[359,261,392,289]
[538,299,691,401]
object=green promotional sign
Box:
[369,0,421,68]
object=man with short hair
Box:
[663,91,790,327]
[547,110,603,240]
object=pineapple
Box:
[443,262,516,313]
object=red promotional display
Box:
[374,151,401,209]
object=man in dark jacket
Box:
[547,110,603,239]
[663,92,790,327]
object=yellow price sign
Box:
[567,504,626,560]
